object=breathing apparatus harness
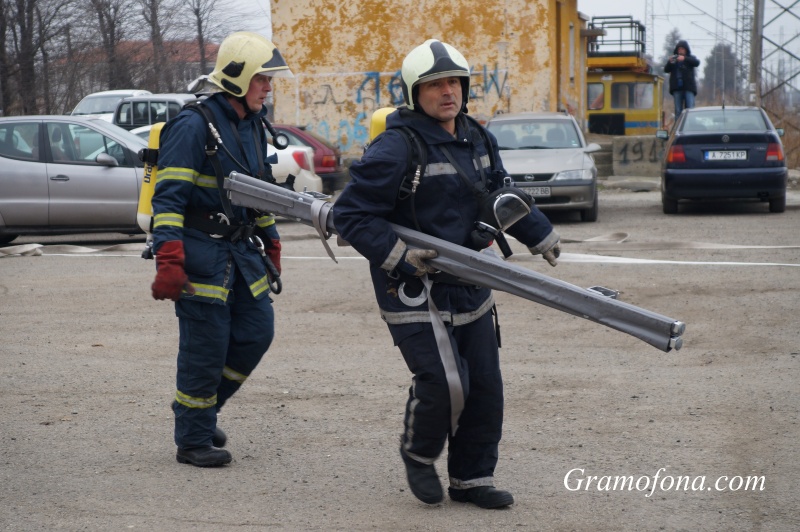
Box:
[395,112,533,258]
[140,100,291,292]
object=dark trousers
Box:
[394,312,503,486]
[172,272,274,449]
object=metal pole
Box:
[749,0,765,105]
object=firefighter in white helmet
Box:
[150,31,292,467]
[334,39,560,507]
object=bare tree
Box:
[699,42,738,105]
[184,0,217,75]
[139,0,177,91]
[184,0,251,75]
[11,0,38,114]
[33,0,75,112]
[655,28,683,79]
[0,0,248,115]
[0,0,11,114]
[88,0,134,88]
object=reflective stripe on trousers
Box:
[173,272,274,449]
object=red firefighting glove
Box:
[264,238,281,275]
[152,240,195,301]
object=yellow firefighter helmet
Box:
[207,31,294,97]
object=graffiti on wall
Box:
[616,138,663,165]
[294,64,509,154]
[611,136,666,178]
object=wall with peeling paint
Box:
[270,0,588,156]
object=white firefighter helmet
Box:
[205,31,293,97]
[401,39,470,112]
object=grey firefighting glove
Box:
[542,242,561,267]
[399,248,439,277]
[528,232,561,267]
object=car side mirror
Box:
[655,130,669,140]
[776,128,785,137]
[584,142,601,153]
[96,153,119,167]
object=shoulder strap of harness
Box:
[183,102,236,220]
[395,126,427,201]
[463,113,497,175]
[395,114,497,202]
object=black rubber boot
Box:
[400,447,443,504]
[176,446,232,467]
[448,486,514,508]
[212,427,227,448]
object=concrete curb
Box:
[600,176,660,192]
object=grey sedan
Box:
[0,116,147,245]
[487,111,602,222]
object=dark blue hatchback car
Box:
[656,106,787,214]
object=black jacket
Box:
[664,40,700,95]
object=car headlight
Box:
[553,168,594,181]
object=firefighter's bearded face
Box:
[244,73,272,113]
[416,76,463,129]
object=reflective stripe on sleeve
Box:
[153,212,184,229]
[157,167,198,185]
[194,174,218,189]
[381,238,406,271]
[256,214,276,228]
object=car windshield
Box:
[73,95,124,115]
[681,109,767,133]
[487,119,582,150]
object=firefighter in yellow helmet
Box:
[150,32,292,467]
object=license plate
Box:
[527,186,551,197]
[705,150,746,160]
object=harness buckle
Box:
[209,212,230,239]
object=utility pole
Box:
[644,0,654,56]
[748,0,765,104]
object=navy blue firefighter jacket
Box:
[151,93,280,304]
[333,108,558,334]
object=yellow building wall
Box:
[271,0,587,156]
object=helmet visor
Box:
[256,47,295,78]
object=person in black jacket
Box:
[333,39,560,509]
[664,40,700,118]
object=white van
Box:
[71,90,152,122]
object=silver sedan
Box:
[0,116,148,245]
[487,111,602,222]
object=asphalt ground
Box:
[1,188,799,531]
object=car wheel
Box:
[768,196,786,213]
[580,192,599,222]
[662,195,678,214]
[0,234,19,246]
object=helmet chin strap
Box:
[237,95,256,117]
